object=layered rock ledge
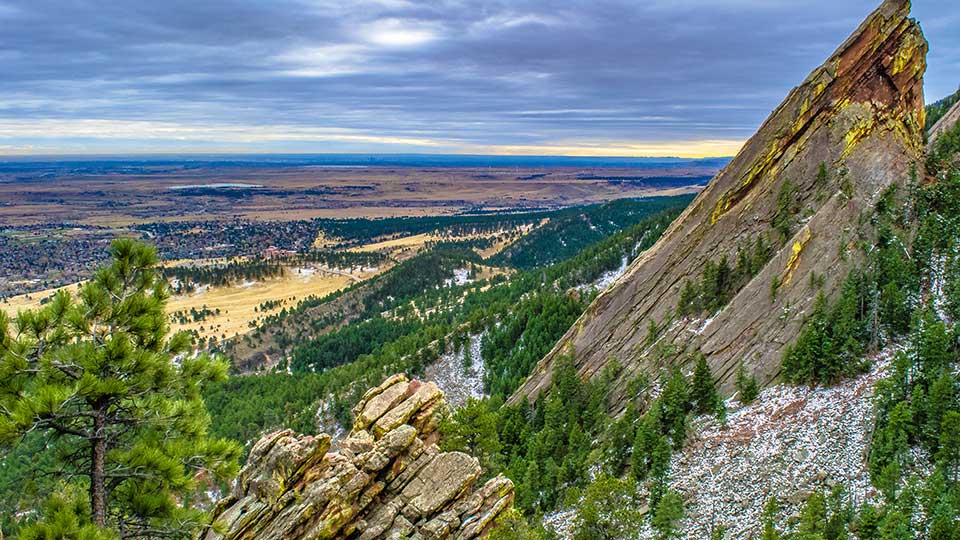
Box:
[204,375,514,540]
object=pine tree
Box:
[660,367,691,448]
[690,353,719,415]
[631,406,661,481]
[604,402,636,474]
[761,496,781,540]
[856,504,880,540]
[0,240,240,538]
[936,410,960,482]
[440,397,502,471]
[928,499,958,540]
[795,491,827,540]
[677,280,700,317]
[782,293,828,384]
[572,476,643,540]
[877,510,911,540]
[736,363,760,404]
[924,373,956,453]
[651,489,684,540]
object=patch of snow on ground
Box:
[931,255,949,322]
[443,268,473,288]
[424,332,487,408]
[577,256,630,293]
[546,346,901,540]
[663,346,899,540]
[238,280,258,288]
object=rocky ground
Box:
[423,333,486,409]
[666,347,897,539]
[547,347,898,539]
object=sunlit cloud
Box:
[359,18,441,48]
[0,119,449,147]
[0,118,744,158]
[465,140,745,159]
[273,44,370,77]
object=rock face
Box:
[204,375,514,540]
[511,0,927,410]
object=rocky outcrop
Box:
[204,375,513,540]
[511,0,927,410]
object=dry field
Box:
[165,264,381,341]
[0,165,713,226]
[1,264,382,341]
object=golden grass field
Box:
[1,265,381,341]
[165,265,381,340]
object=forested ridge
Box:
[202,203,683,448]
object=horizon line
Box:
[0,151,735,161]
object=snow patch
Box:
[424,332,487,408]
[662,346,899,539]
[577,256,630,293]
[443,268,473,288]
[546,346,901,540]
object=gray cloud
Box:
[0,0,955,155]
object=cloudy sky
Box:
[0,0,956,157]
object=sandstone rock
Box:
[204,375,513,540]
[400,452,482,518]
[510,0,928,410]
[373,382,444,437]
[354,374,411,432]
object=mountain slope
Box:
[928,97,960,147]
[925,85,960,133]
[511,0,927,409]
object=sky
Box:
[0,0,956,158]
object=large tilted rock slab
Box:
[511,0,927,410]
[204,375,513,540]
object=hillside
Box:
[926,86,960,133]
[928,94,960,147]
[512,0,928,410]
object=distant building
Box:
[263,246,295,260]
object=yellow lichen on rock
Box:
[782,228,812,287]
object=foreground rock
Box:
[512,0,927,410]
[204,375,514,540]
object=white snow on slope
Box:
[547,346,900,540]
[424,332,487,408]
[577,256,630,294]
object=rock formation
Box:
[511,0,927,410]
[204,375,514,540]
